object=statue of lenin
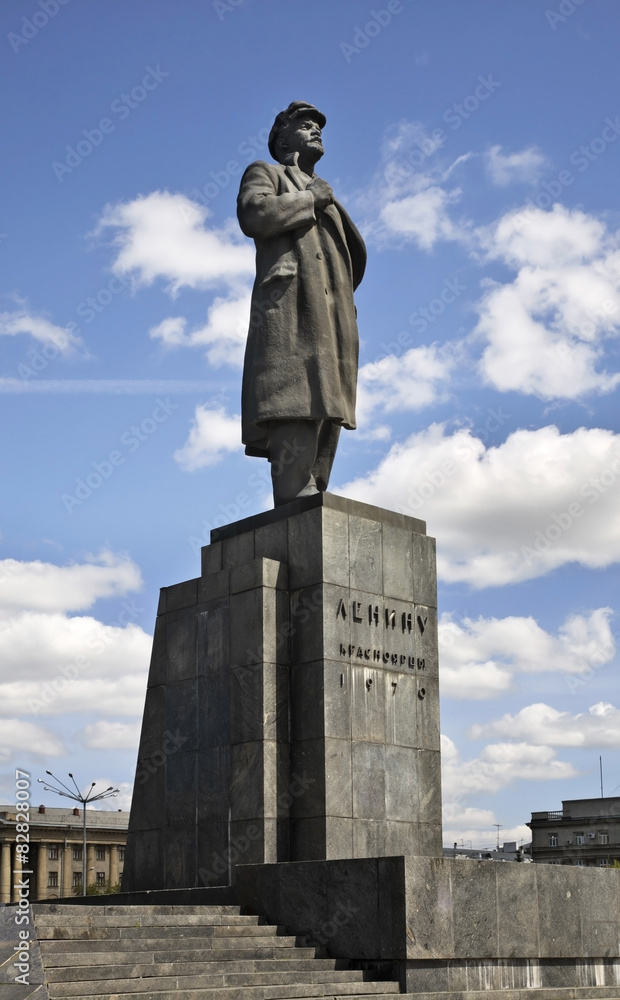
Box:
[237,101,367,506]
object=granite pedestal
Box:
[123,493,441,891]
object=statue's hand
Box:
[308,178,333,209]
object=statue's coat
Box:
[237,159,366,457]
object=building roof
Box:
[0,805,129,832]
[530,796,620,824]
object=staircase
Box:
[32,903,404,1000]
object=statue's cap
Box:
[268,101,326,160]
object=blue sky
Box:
[2,0,620,850]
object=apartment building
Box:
[0,804,129,902]
[527,797,620,866]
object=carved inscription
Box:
[336,599,427,670]
[339,643,425,670]
[336,599,418,634]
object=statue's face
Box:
[279,116,324,163]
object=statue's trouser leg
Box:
[269,420,320,506]
[312,421,341,492]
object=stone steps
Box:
[40,946,320,965]
[33,903,402,1000]
[38,925,290,941]
[44,959,346,979]
[53,993,406,1000]
[38,905,243,915]
[45,967,368,985]
[48,979,401,999]
[35,914,264,928]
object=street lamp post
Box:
[37,772,119,897]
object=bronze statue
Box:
[237,101,367,506]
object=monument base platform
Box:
[234,856,620,996]
[38,856,620,1000]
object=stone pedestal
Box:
[236,857,620,997]
[123,492,441,892]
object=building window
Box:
[48,845,59,860]
[548,834,558,847]
[96,871,106,886]
[118,846,126,861]
[95,846,106,861]
[599,833,609,844]
[574,833,585,845]
[72,872,83,887]
[72,846,82,861]
[47,871,58,887]
[575,859,586,866]
[598,858,610,867]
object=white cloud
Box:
[0,550,142,616]
[0,308,81,351]
[474,204,620,398]
[357,121,472,250]
[149,316,188,347]
[96,191,254,296]
[80,720,142,751]
[379,185,463,250]
[174,404,242,471]
[356,344,456,438]
[87,779,133,812]
[442,801,531,850]
[149,289,251,368]
[441,733,579,801]
[485,145,547,186]
[340,423,620,587]
[440,607,615,698]
[0,612,149,679]
[0,719,66,761]
[483,203,605,269]
[440,734,578,848]
[0,615,151,717]
[381,120,446,166]
[471,702,620,748]
[0,552,151,721]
